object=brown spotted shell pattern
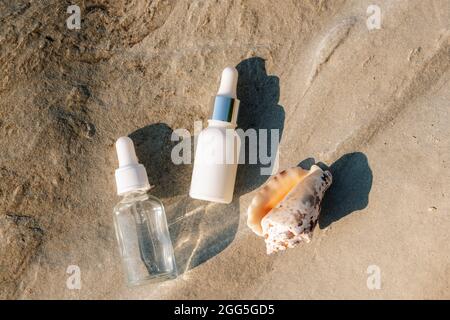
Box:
[247,165,332,254]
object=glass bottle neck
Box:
[121,188,150,200]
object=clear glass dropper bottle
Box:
[113,136,177,286]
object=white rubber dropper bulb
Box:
[216,66,238,98]
[116,136,138,167]
[114,136,150,195]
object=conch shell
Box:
[247,165,332,254]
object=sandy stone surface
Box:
[0,0,449,299]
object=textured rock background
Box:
[0,0,449,299]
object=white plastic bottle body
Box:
[190,120,241,204]
[113,190,177,286]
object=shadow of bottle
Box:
[234,57,285,196]
[298,152,373,228]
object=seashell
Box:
[247,167,310,236]
[247,165,332,254]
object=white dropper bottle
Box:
[189,67,241,204]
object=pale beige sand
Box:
[0,0,448,299]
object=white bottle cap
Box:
[114,136,150,195]
[217,66,238,98]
